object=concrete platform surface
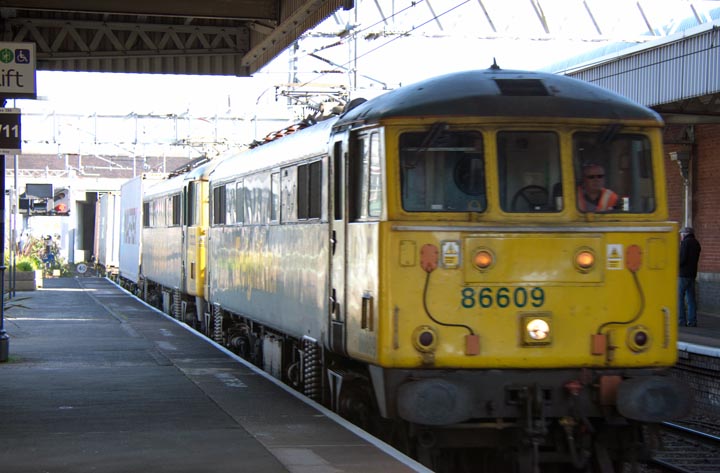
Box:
[0,277,428,473]
[678,309,720,356]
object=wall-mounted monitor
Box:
[26,183,53,199]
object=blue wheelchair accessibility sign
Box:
[15,49,30,64]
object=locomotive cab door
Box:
[329,138,348,355]
[183,181,198,295]
[182,179,209,326]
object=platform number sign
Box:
[0,108,21,154]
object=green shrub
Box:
[15,256,41,271]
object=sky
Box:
[12,0,720,156]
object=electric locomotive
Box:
[137,159,217,323]
[128,66,690,473]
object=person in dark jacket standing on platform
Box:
[678,227,702,327]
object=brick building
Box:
[665,124,720,313]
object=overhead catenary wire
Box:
[289,0,472,91]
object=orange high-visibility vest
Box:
[577,187,618,211]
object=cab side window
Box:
[351,130,383,220]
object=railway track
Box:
[648,421,720,473]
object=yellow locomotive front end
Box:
[368,117,687,423]
[339,113,690,436]
[326,68,690,471]
[381,224,679,371]
[371,116,681,369]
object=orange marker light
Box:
[575,250,595,271]
[473,249,494,270]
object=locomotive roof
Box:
[335,67,662,126]
[210,117,337,184]
[143,172,186,199]
[143,154,225,199]
[210,68,661,185]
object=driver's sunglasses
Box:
[584,174,604,179]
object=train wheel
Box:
[415,445,436,471]
[515,447,537,473]
[337,380,374,431]
[375,418,414,458]
[590,440,616,473]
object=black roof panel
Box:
[336,68,662,125]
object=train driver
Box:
[577,163,618,212]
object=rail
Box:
[648,421,720,473]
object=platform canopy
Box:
[0,0,352,76]
[0,0,716,76]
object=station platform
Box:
[678,310,720,355]
[0,277,429,473]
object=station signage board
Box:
[0,108,21,154]
[0,42,36,99]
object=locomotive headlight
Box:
[626,325,651,352]
[472,248,494,271]
[575,248,595,272]
[520,314,552,346]
[412,325,438,353]
[527,319,549,340]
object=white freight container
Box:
[94,192,121,272]
[118,174,165,283]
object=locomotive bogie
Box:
[367,365,686,426]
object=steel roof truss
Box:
[6,17,248,59]
[529,0,549,34]
[476,0,497,33]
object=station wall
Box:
[664,123,720,314]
